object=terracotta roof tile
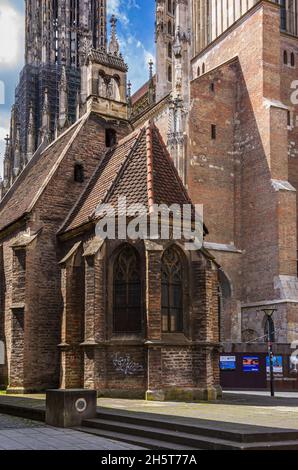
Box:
[61,122,196,235]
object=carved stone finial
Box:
[108,15,120,56]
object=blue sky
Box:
[0,0,155,175]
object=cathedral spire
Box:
[3,134,10,182]
[27,104,35,161]
[13,125,21,177]
[148,60,155,105]
[40,88,51,144]
[109,15,120,56]
[59,65,69,130]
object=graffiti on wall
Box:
[112,354,144,376]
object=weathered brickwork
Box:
[0,112,131,392]
[189,1,298,347]
[59,236,220,400]
[0,116,221,399]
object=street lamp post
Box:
[261,308,276,397]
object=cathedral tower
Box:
[1,1,107,197]
[191,1,297,56]
[155,0,175,101]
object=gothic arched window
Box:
[168,42,172,58]
[197,66,200,77]
[168,0,172,13]
[202,63,206,74]
[113,245,142,333]
[168,20,172,35]
[161,246,184,333]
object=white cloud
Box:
[118,32,155,92]
[0,3,24,67]
[106,1,155,92]
[107,0,140,24]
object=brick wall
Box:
[0,113,131,391]
[189,1,298,343]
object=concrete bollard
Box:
[45,389,97,428]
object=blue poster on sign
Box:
[243,356,259,372]
[220,356,236,370]
[266,355,283,375]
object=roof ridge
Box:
[153,124,192,205]
[41,113,89,154]
[145,123,155,214]
[93,128,145,217]
[0,116,87,211]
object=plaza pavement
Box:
[1,391,298,432]
[0,412,144,450]
[95,392,298,431]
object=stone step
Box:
[95,408,298,444]
[76,425,198,450]
[0,403,45,422]
[81,414,298,450]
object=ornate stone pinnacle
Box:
[149,60,154,80]
[109,15,120,56]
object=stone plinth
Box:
[45,389,97,428]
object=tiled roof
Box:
[61,122,195,234]
[0,118,84,233]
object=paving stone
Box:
[0,413,144,450]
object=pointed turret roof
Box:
[60,121,199,235]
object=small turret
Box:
[108,15,120,56]
[39,88,51,144]
[59,65,69,131]
[27,104,35,161]
[13,125,21,177]
[148,59,155,105]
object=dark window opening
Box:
[210,82,215,92]
[74,163,84,183]
[105,129,117,148]
[291,52,295,66]
[161,246,184,333]
[197,66,200,77]
[202,63,205,74]
[168,65,172,82]
[113,245,142,334]
[288,110,291,127]
[168,42,172,58]
[284,50,288,65]
[168,21,172,35]
[211,124,216,140]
